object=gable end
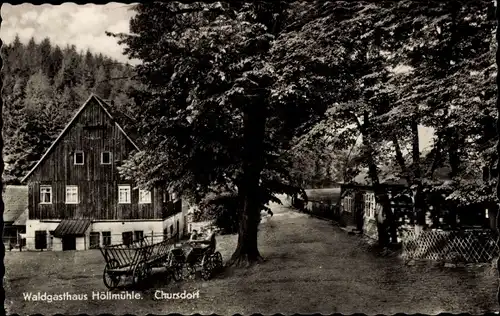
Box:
[21,94,140,183]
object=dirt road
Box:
[5,199,499,314]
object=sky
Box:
[0,3,137,64]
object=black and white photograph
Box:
[2,1,500,314]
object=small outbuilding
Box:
[3,185,29,250]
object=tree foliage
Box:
[113,1,357,264]
[270,0,497,241]
[296,0,496,201]
[4,0,497,251]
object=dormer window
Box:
[101,152,112,165]
[74,151,84,165]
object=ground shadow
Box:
[113,265,229,291]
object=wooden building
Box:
[22,94,187,251]
[3,185,28,250]
[339,183,411,241]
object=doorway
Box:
[122,231,133,246]
[89,232,100,249]
[62,236,76,251]
[35,230,47,250]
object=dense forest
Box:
[1,35,137,183]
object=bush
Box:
[201,193,242,235]
[201,189,281,234]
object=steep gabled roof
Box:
[22,94,141,183]
[92,94,141,146]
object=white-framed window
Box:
[74,151,84,165]
[343,197,353,213]
[40,186,52,204]
[139,189,152,204]
[65,185,79,204]
[364,192,376,219]
[118,185,131,204]
[101,152,112,165]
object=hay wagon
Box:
[99,235,183,289]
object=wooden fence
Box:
[303,199,341,221]
[401,229,499,263]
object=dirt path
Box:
[210,200,499,314]
[5,198,499,315]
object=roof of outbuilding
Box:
[13,209,28,226]
[52,219,92,237]
[3,185,28,223]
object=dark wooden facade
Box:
[339,183,410,228]
[24,95,172,221]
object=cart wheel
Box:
[185,264,196,280]
[172,259,184,282]
[144,263,152,278]
[103,259,120,290]
[201,255,213,280]
[213,251,223,271]
[211,252,223,278]
[132,263,145,286]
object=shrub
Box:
[201,193,242,234]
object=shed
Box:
[3,185,28,248]
[339,181,410,240]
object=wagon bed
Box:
[99,234,180,289]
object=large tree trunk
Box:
[392,134,411,184]
[410,120,420,180]
[409,118,427,235]
[358,111,394,246]
[427,132,443,180]
[229,189,264,266]
[228,102,266,267]
[448,132,461,179]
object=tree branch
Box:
[392,133,412,184]
[426,133,443,179]
[350,111,363,132]
[410,118,421,182]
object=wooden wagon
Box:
[99,235,183,289]
[183,234,223,280]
